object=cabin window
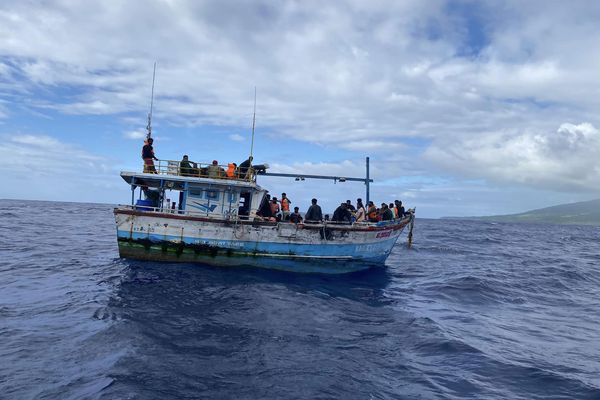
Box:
[205,190,220,201]
[189,189,203,198]
[227,192,238,203]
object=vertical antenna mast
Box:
[249,87,256,159]
[146,61,157,139]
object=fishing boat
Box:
[113,156,415,274]
[114,71,414,273]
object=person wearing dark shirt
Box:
[179,155,193,176]
[142,138,158,173]
[394,200,406,218]
[345,200,356,212]
[304,198,323,222]
[381,203,394,221]
[238,156,253,179]
[257,194,275,221]
[289,207,303,224]
[332,203,352,223]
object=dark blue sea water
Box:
[1,199,599,399]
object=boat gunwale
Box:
[114,206,411,232]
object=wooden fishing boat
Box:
[113,158,415,274]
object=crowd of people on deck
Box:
[141,138,410,224]
[256,194,410,224]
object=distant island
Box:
[444,199,600,225]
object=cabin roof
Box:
[120,171,263,191]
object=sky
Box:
[1,0,600,218]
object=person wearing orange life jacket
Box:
[280,193,291,220]
[226,162,237,178]
[367,201,378,222]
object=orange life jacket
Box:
[226,163,236,178]
[281,197,290,211]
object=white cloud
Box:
[228,133,245,142]
[423,122,600,192]
[124,130,147,140]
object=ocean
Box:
[1,199,599,399]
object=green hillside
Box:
[454,199,600,225]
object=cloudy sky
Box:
[1,0,600,218]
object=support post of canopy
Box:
[131,177,136,206]
[366,156,370,206]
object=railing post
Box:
[366,157,370,205]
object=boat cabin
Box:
[120,161,267,220]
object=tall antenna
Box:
[249,86,256,159]
[146,61,157,139]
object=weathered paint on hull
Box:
[114,208,409,274]
[117,239,385,273]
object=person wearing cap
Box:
[207,160,221,178]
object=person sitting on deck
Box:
[142,138,158,173]
[389,202,397,219]
[179,155,194,176]
[238,156,253,179]
[332,202,352,223]
[355,198,366,222]
[394,200,406,218]
[304,198,323,223]
[367,201,378,222]
[207,160,221,178]
[380,203,394,221]
[289,207,303,224]
[226,163,237,179]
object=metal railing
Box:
[118,204,413,227]
[143,159,257,182]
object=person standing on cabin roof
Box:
[226,163,237,179]
[281,193,291,220]
[179,155,193,176]
[238,156,253,179]
[304,198,323,223]
[142,138,158,173]
[207,160,221,178]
